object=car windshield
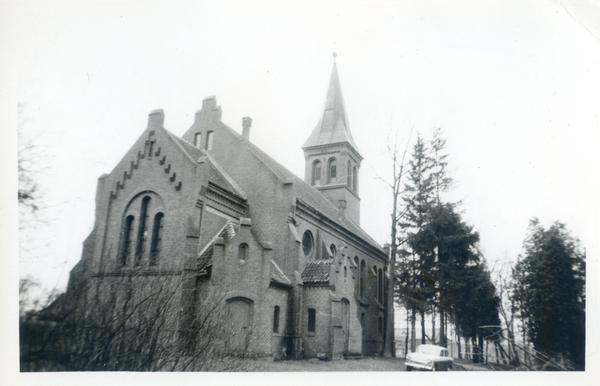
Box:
[416,346,440,356]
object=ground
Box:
[243,357,499,372]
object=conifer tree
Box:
[513,219,585,369]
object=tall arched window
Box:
[120,215,135,267]
[238,243,248,261]
[312,160,321,186]
[347,161,352,187]
[273,306,280,333]
[330,244,336,258]
[360,260,366,298]
[149,212,164,266]
[206,131,214,150]
[344,266,347,282]
[378,268,383,302]
[194,133,202,148]
[354,256,359,294]
[302,231,314,257]
[135,196,151,266]
[352,166,357,192]
[327,158,337,184]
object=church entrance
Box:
[227,298,253,352]
[341,299,350,354]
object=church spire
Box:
[302,55,360,156]
[302,55,363,225]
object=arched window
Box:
[302,231,314,257]
[327,158,337,184]
[273,306,280,333]
[149,212,164,266]
[194,133,202,148]
[206,131,214,151]
[378,268,383,302]
[120,215,135,267]
[344,266,347,282]
[312,160,321,186]
[360,260,366,298]
[238,243,248,261]
[135,196,151,266]
[354,256,359,294]
[347,161,352,187]
[330,244,336,257]
[352,166,357,192]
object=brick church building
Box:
[61,61,389,360]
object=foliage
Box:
[394,130,501,358]
[20,272,257,371]
[513,219,585,370]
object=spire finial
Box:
[333,52,337,63]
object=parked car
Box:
[405,344,454,371]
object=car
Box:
[405,344,454,371]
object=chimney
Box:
[242,117,252,140]
[148,109,164,129]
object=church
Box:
[61,60,389,360]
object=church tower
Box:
[302,55,363,224]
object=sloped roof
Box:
[165,129,205,162]
[196,116,383,255]
[247,141,296,183]
[301,260,332,283]
[197,221,238,272]
[206,153,248,199]
[302,63,360,154]
[270,260,292,286]
[292,180,384,254]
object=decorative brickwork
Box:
[56,62,388,361]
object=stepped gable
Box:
[301,260,332,284]
[180,97,382,254]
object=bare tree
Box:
[20,263,258,371]
[379,128,412,358]
[491,259,521,367]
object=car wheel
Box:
[406,366,412,371]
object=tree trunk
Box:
[431,312,436,344]
[420,309,426,344]
[440,310,446,347]
[410,309,416,352]
[456,332,462,359]
[405,310,409,358]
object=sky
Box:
[2,0,599,307]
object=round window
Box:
[302,231,314,256]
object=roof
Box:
[206,153,248,199]
[302,63,360,155]
[197,221,238,272]
[301,260,332,283]
[270,260,292,286]
[165,128,205,162]
[198,109,384,255]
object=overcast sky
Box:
[3,0,599,301]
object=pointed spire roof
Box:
[302,58,361,155]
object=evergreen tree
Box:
[513,219,585,369]
[396,135,436,348]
